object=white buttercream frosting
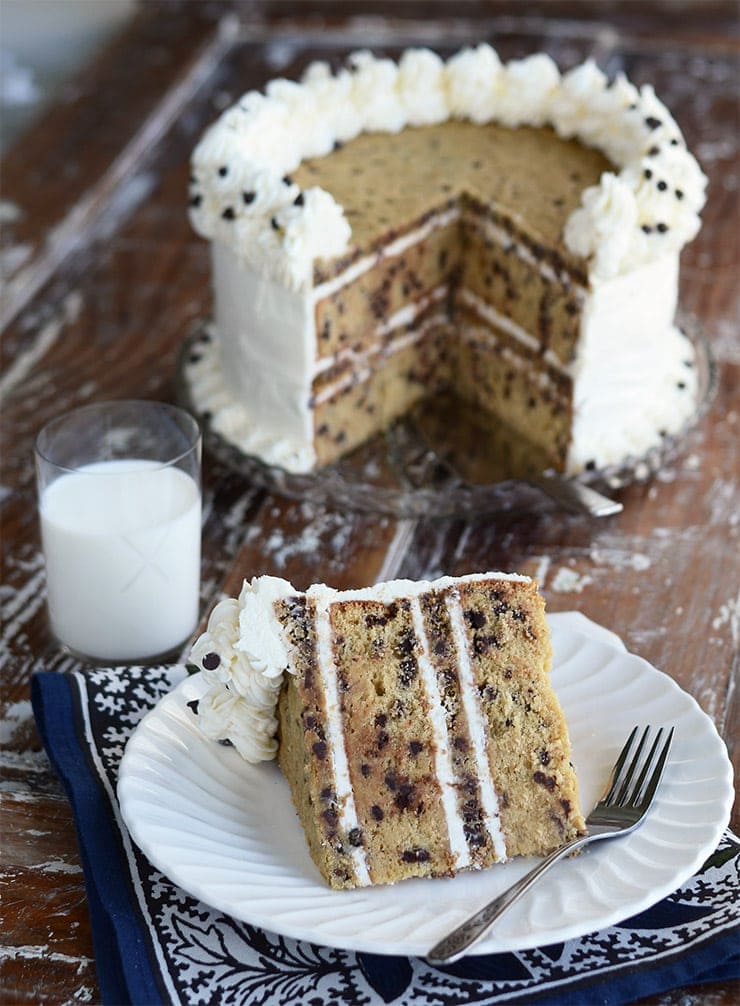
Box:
[190,45,705,288]
[189,576,295,763]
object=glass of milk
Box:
[35,401,202,664]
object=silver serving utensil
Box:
[528,475,623,517]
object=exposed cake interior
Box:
[190,572,585,889]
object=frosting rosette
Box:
[189,576,296,763]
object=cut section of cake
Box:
[189,573,585,889]
[186,46,706,478]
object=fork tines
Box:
[603,725,675,810]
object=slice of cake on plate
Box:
[186,45,705,477]
[189,572,585,889]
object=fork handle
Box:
[426,833,594,965]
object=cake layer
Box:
[311,313,450,467]
[454,310,573,471]
[276,596,367,888]
[459,208,585,367]
[451,578,581,856]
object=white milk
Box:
[40,459,201,661]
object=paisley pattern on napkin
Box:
[69,664,740,1006]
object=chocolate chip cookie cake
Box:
[185,45,705,478]
[189,572,585,889]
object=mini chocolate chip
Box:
[671,138,679,146]
[242,190,256,204]
[374,713,387,727]
[202,652,221,670]
[675,189,684,200]
[217,738,233,747]
[218,165,228,177]
[645,116,662,130]
[641,224,653,234]
[186,699,200,715]
[394,784,414,811]
[677,381,687,389]
[384,772,397,791]
[360,763,371,777]
[657,180,668,191]
[322,807,338,827]
[453,736,468,751]
[221,207,235,220]
[401,847,430,863]
[333,139,343,150]
[377,731,389,750]
[189,194,202,208]
[656,222,669,233]
[371,804,384,821]
[585,459,597,471]
[409,740,423,755]
[293,192,304,206]
[465,609,486,629]
[320,787,334,801]
[282,175,293,186]
[533,770,556,791]
[644,168,653,180]
[348,827,363,847]
[312,741,327,760]
[539,750,551,765]
[648,145,660,156]
[270,216,280,230]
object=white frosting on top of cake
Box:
[190,45,705,288]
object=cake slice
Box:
[190,572,585,889]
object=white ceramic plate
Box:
[118,616,734,956]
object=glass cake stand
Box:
[177,313,716,519]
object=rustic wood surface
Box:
[1,2,737,1003]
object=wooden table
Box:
[1,2,737,1002]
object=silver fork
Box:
[427,725,675,965]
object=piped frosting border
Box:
[189,45,706,289]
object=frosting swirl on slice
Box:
[190,45,706,287]
[189,576,295,762]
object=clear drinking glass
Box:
[35,400,202,664]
